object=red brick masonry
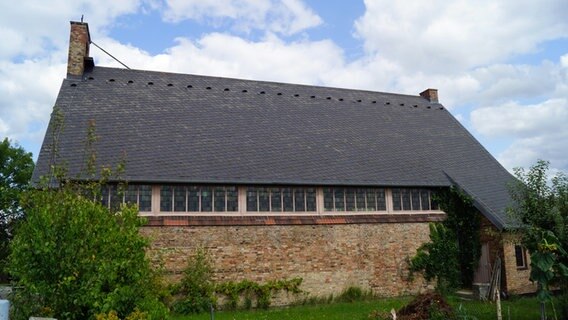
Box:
[144,213,446,227]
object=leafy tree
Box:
[410,187,480,292]
[410,222,461,293]
[8,183,168,319]
[509,160,568,319]
[0,138,34,279]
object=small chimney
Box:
[420,88,439,103]
[67,21,94,78]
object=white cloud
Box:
[471,99,568,138]
[0,0,143,59]
[0,58,66,153]
[162,0,322,35]
[471,99,568,172]
[354,0,568,73]
[93,32,344,85]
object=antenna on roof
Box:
[90,40,131,70]
[81,14,84,23]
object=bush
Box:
[172,247,216,314]
[410,223,461,293]
[8,185,168,319]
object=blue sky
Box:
[0,0,567,174]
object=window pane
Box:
[401,189,411,210]
[294,189,305,211]
[411,189,421,210]
[174,186,186,212]
[430,191,439,210]
[366,189,376,211]
[334,188,345,211]
[283,188,294,212]
[214,187,226,212]
[247,188,258,211]
[226,187,238,212]
[356,189,366,211]
[515,245,526,268]
[188,186,199,211]
[420,190,430,211]
[160,186,173,212]
[306,188,316,211]
[125,185,138,205]
[201,187,212,212]
[323,188,333,211]
[100,185,109,208]
[392,189,401,211]
[270,188,282,212]
[110,185,122,211]
[259,188,270,211]
[345,188,355,211]
[376,188,386,211]
[139,185,152,212]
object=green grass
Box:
[170,295,547,320]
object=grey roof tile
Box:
[33,66,516,228]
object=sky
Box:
[0,0,567,175]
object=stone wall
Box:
[478,216,536,295]
[502,233,536,295]
[141,221,434,301]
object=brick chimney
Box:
[420,88,438,103]
[67,21,94,78]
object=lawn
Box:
[171,296,545,320]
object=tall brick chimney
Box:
[67,21,93,78]
[420,88,439,103]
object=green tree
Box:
[509,160,568,319]
[410,187,480,292]
[8,183,168,319]
[0,138,34,280]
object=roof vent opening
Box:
[127,80,134,84]
[294,94,299,97]
[310,95,316,98]
[88,76,94,80]
[70,83,77,87]
[385,102,391,105]
[413,105,418,108]
[372,101,377,104]
[187,85,193,88]
[439,107,444,110]
[109,79,115,82]
[326,97,332,100]
[357,99,362,102]
[339,98,344,101]
[167,83,173,87]
[277,92,282,95]
[427,106,431,109]
[206,86,212,90]
[147,82,154,85]
[224,88,230,91]
[399,103,404,106]
[260,91,265,94]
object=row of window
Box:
[100,184,152,211]
[99,185,441,213]
[160,186,238,212]
[247,187,317,212]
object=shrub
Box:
[8,185,168,319]
[172,247,216,314]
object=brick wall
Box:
[141,222,434,301]
[67,21,90,77]
[502,233,536,294]
[478,216,536,295]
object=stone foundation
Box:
[142,222,433,302]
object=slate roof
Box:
[33,66,517,229]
